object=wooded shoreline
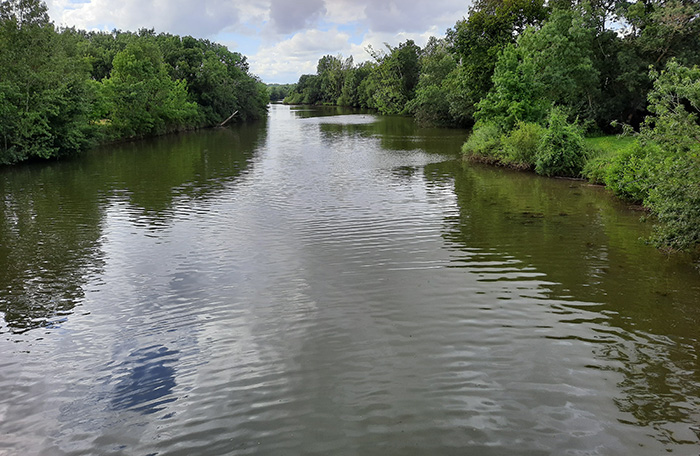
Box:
[1,0,698,252]
[0,0,268,166]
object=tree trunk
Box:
[219,110,238,127]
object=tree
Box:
[370,40,421,115]
[284,74,322,105]
[474,7,600,130]
[337,61,374,107]
[640,60,700,250]
[101,41,199,138]
[473,43,549,131]
[445,0,549,124]
[605,0,700,128]
[0,0,49,28]
[317,54,350,104]
[0,0,93,163]
[406,37,457,126]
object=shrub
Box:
[461,122,503,162]
[603,140,660,202]
[501,121,544,168]
[582,135,636,184]
[535,107,588,177]
[582,154,611,184]
[646,151,700,251]
[640,60,700,251]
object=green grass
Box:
[582,135,637,184]
[584,135,635,156]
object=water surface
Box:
[1,104,699,455]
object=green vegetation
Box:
[584,136,636,156]
[283,0,699,251]
[534,108,588,177]
[2,0,699,251]
[0,0,268,165]
[267,84,295,102]
[582,61,700,251]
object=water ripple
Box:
[0,106,698,455]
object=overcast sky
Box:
[45,0,473,83]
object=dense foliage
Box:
[282,0,700,251]
[0,0,268,165]
[284,0,698,128]
[601,61,700,251]
[2,0,699,251]
[267,84,295,102]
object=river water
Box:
[1,104,699,455]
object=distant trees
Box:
[0,0,268,164]
[267,84,295,102]
[284,40,422,115]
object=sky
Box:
[44,0,473,83]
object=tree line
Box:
[0,0,269,165]
[284,0,700,252]
[284,0,698,132]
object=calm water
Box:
[1,104,699,455]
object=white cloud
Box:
[47,0,259,37]
[362,0,469,33]
[249,26,449,83]
[322,0,470,33]
[248,28,353,82]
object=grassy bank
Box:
[463,128,699,253]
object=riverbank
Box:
[0,6,268,166]
[463,128,700,254]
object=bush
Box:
[640,60,700,251]
[535,107,588,177]
[646,152,700,251]
[582,154,611,184]
[603,140,659,202]
[582,135,636,184]
[501,121,544,168]
[461,122,503,162]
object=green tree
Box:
[317,54,352,105]
[0,0,49,27]
[0,0,93,163]
[641,60,700,250]
[268,84,294,102]
[406,37,457,126]
[474,8,600,130]
[101,41,199,138]
[284,74,322,105]
[473,44,550,131]
[157,35,267,124]
[445,0,549,125]
[337,61,375,107]
[370,40,421,115]
[605,0,700,128]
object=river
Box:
[1,104,699,455]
